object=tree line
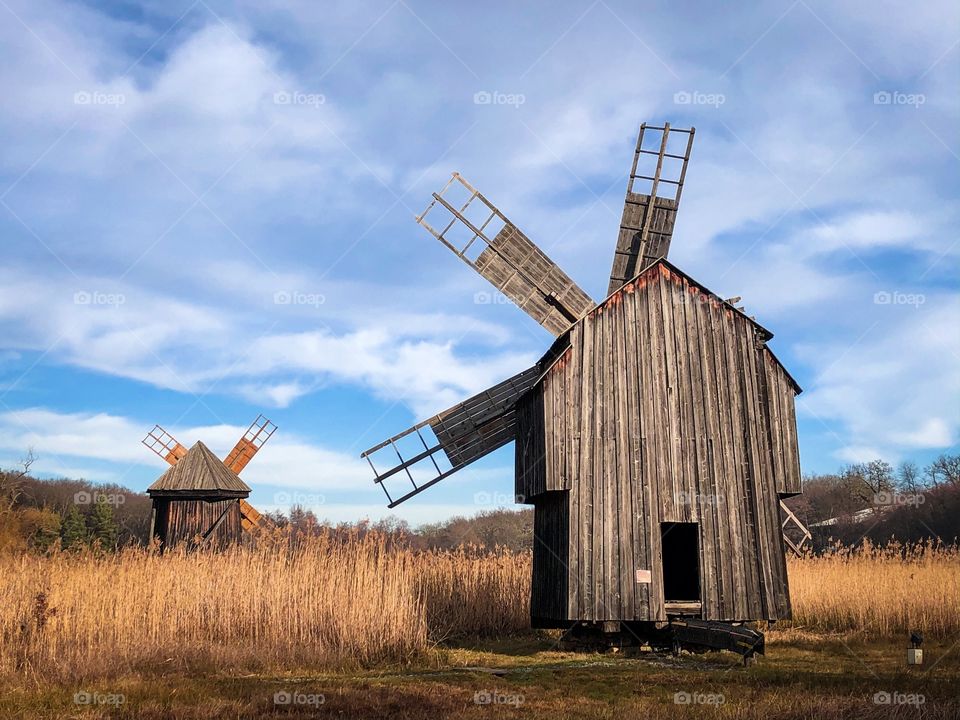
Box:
[1,451,957,554]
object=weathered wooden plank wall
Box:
[517,261,801,624]
[154,498,243,548]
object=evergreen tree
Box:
[89,495,118,550]
[61,504,88,549]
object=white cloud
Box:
[805,210,937,256]
[891,417,953,449]
[834,445,888,464]
[0,265,535,413]
[0,408,157,465]
[0,408,372,492]
[798,295,960,460]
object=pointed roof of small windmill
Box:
[147,441,251,496]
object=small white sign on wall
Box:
[635,569,652,584]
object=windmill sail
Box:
[417,173,595,337]
[240,498,270,534]
[361,365,540,507]
[142,425,188,466]
[224,415,277,475]
[607,122,695,295]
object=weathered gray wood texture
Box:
[152,497,243,548]
[476,223,596,336]
[517,261,801,625]
[431,365,541,466]
[607,194,679,296]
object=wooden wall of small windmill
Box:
[516,261,802,627]
[151,496,245,549]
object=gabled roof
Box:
[147,441,251,496]
[535,257,802,394]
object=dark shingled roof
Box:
[147,441,251,496]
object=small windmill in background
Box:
[142,415,276,548]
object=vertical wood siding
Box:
[517,263,801,624]
[154,498,243,549]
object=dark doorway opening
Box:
[661,522,701,601]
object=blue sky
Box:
[0,0,957,525]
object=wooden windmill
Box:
[362,123,808,657]
[142,415,276,548]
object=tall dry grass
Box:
[2,534,957,681]
[0,531,529,681]
[785,540,960,637]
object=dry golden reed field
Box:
[1,533,957,681]
[785,540,960,637]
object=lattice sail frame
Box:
[361,366,540,507]
[607,122,695,295]
[417,173,595,337]
[142,425,188,466]
[224,414,277,475]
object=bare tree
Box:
[0,448,36,512]
[926,453,960,487]
[897,461,922,493]
[843,460,895,504]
